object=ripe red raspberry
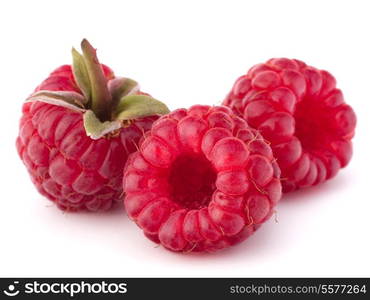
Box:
[16,39,169,211]
[123,105,282,252]
[223,58,356,192]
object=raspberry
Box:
[16,40,169,211]
[123,105,282,252]
[223,58,356,192]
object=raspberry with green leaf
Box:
[16,39,169,211]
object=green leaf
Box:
[108,77,139,108]
[26,90,87,112]
[72,48,91,100]
[81,39,112,121]
[83,95,170,139]
[115,95,170,121]
[83,110,121,139]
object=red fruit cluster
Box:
[224,58,356,192]
[17,40,357,254]
[123,105,282,252]
[16,65,157,211]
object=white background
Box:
[1,0,369,277]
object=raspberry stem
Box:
[26,39,171,139]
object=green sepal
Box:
[83,110,121,140]
[80,39,112,121]
[108,77,139,108]
[115,94,170,121]
[26,90,87,112]
[71,48,91,100]
[83,94,170,139]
